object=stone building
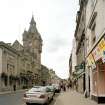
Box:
[49,69,61,85]
[69,54,72,80]
[71,39,77,74]
[69,38,77,89]
[0,41,19,91]
[41,65,50,85]
[74,0,86,93]
[85,0,105,103]
[71,0,105,103]
[0,16,43,91]
[22,16,43,85]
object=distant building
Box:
[69,38,77,89]
[74,0,86,93]
[49,69,61,84]
[22,16,43,85]
[69,54,72,80]
[0,16,43,92]
[72,39,77,73]
[41,65,50,85]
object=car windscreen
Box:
[29,87,46,92]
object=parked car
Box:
[45,85,55,96]
[52,84,61,93]
[23,86,53,105]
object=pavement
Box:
[0,89,28,95]
[53,89,104,105]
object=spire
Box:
[30,15,36,25]
[28,15,37,33]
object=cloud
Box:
[45,35,70,53]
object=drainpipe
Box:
[84,0,90,97]
[84,0,87,97]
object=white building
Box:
[71,38,77,73]
[85,0,105,103]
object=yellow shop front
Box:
[87,36,105,103]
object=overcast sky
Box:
[0,0,79,79]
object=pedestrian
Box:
[70,83,72,88]
[67,84,70,89]
[63,84,66,91]
[59,82,63,91]
[13,84,16,91]
[64,86,66,91]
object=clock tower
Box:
[23,16,42,64]
[22,16,43,84]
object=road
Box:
[0,91,25,105]
[0,90,104,105]
[0,91,60,105]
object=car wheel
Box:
[52,97,53,100]
[45,97,50,105]
[26,103,30,105]
[43,103,48,105]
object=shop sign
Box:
[76,69,84,75]
[92,37,105,62]
[92,47,101,61]
[75,65,81,70]
[98,38,105,51]
[87,54,96,69]
[75,63,84,70]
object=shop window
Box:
[96,59,105,95]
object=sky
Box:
[0,0,79,79]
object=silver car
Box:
[23,86,53,105]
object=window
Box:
[88,12,97,45]
[86,36,89,47]
[91,23,96,45]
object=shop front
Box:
[75,63,85,93]
[91,58,105,103]
[87,36,105,103]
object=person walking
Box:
[13,84,16,91]
[63,84,66,91]
[67,83,70,90]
